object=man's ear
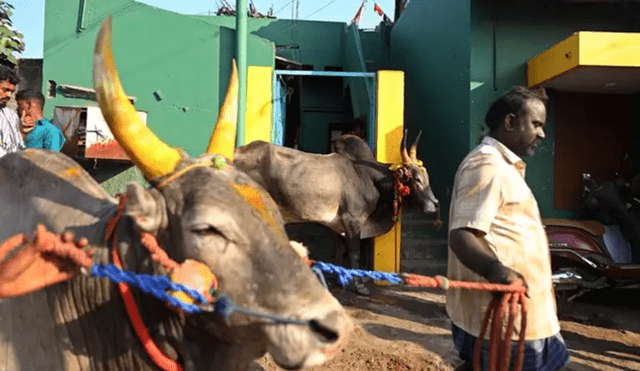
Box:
[125,183,168,234]
[504,113,516,132]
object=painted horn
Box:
[409,131,422,161]
[206,60,238,162]
[93,16,182,179]
[400,129,411,163]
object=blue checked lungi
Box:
[452,324,570,371]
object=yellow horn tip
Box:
[207,60,239,161]
[93,16,183,180]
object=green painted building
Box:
[41,0,640,274]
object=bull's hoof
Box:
[349,278,370,296]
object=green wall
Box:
[44,0,274,193]
[389,0,471,238]
[470,0,640,218]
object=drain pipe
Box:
[236,0,248,146]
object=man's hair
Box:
[0,64,19,85]
[484,86,548,132]
[16,89,45,110]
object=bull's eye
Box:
[190,223,224,237]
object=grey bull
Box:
[233,134,440,292]
[0,18,349,371]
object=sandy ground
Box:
[255,284,640,371]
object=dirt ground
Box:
[255,284,640,371]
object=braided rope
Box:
[90,264,207,313]
[311,261,528,371]
[313,261,403,286]
[140,232,179,271]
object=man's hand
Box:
[0,226,93,298]
[19,109,35,135]
[449,228,528,296]
[485,260,528,288]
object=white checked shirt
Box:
[0,106,23,157]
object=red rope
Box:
[403,273,527,371]
[0,226,93,269]
[140,232,179,272]
[106,195,184,371]
[392,168,411,220]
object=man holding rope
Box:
[447,86,569,371]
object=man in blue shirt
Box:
[16,90,66,151]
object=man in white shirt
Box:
[0,64,23,158]
[447,86,569,371]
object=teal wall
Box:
[359,24,392,72]
[195,16,346,70]
[298,75,352,154]
[44,0,274,193]
[389,0,471,239]
[470,0,640,218]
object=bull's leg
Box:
[344,226,369,296]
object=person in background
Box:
[16,89,65,151]
[447,86,570,371]
[0,64,23,157]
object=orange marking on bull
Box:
[60,167,81,178]
[232,184,287,241]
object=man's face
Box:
[17,100,36,134]
[508,99,546,157]
[0,81,16,107]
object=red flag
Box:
[374,2,384,16]
[350,0,367,26]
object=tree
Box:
[0,1,25,67]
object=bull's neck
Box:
[48,204,187,370]
[353,160,398,237]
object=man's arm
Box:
[450,227,527,287]
[44,125,65,151]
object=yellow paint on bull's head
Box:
[232,184,287,242]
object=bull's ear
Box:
[125,183,168,234]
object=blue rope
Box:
[89,264,314,326]
[90,264,208,313]
[312,261,403,286]
[88,261,403,322]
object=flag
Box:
[374,2,384,17]
[350,0,367,26]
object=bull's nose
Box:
[309,311,342,344]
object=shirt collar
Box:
[481,135,526,176]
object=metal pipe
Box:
[551,249,600,269]
[236,0,248,146]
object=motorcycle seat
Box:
[542,218,606,237]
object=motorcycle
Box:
[545,173,640,302]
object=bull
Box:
[233,133,440,294]
[0,18,350,371]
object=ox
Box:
[233,134,440,294]
[0,18,349,371]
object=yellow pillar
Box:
[243,66,273,144]
[373,70,404,273]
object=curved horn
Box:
[93,16,182,179]
[400,129,411,163]
[409,130,422,161]
[206,60,238,162]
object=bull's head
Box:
[399,131,440,215]
[93,16,349,369]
